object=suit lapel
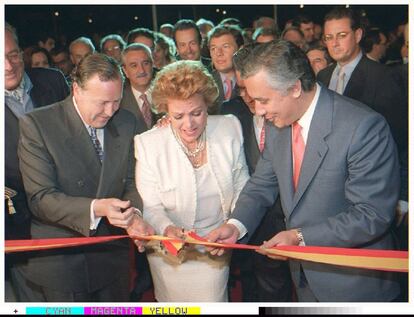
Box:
[343,57,368,102]
[96,120,123,196]
[62,98,102,187]
[291,88,332,211]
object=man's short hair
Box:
[324,7,362,31]
[100,34,126,52]
[173,19,202,45]
[252,27,279,42]
[240,40,315,94]
[305,42,333,65]
[69,37,96,53]
[207,25,244,48]
[5,22,19,47]
[126,28,155,45]
[361,28,385,53]
[292,14,314,28]
[72,53,124,88]
[121,43,153,64]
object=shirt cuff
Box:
[90,199,102,230]
[227,218,248,240]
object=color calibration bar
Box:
[26,306,201,315]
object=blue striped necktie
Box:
[89,126,104,163]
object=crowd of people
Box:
[5,6,408,303]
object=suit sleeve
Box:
[18,114,93,236]
[230,124,280,240]
[302,113,400,247]
[134,135,174,234]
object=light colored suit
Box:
[134,114,249,301]
[17,96,142,294]
[231,86,400,302]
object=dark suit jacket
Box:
[5,68,69,239]
[231,87,400,301]
[17,96,142,292]
[317,55,407,155]
[212,70,239,114]
[119,80,159,130]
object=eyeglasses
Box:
[5,50,22,64]
[104,46,121,52]
[323,31,351,43]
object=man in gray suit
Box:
[207,40,401,302]
[17,53,153,301]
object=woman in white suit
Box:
[134,60,249,302]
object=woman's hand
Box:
[163,225,187,239]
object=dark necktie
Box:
[89,126,104,163]
[140,94,152,128]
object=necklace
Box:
[172,126,206,167]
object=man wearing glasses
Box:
[317,7,407,300]
[100,34,126,65]
[5,22,69,301]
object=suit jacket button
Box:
[77,180,84,187]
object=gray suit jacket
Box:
[18,96,142,292]
[231,86,400,301]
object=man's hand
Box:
[204,223,240,256]
[126,214,155,252]
[256,229,299,260]
[93,198,135,229]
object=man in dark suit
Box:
[120,43,157,129]
[208,25,243,111]
[5,22,70,301]
[17,53,153,301]
[207,40,401,302]
[317,7,408,260]
[220,47,292,302]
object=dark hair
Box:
[50,45,70,57]
[241,40,315,93]
[126,28,155,46]
[207,25,244,48]
[173,19,202,45]
[324,7,362,31]
[30,46,52,67]
[305,42,333,65]
[360,28,385,53]
[292,15,314,28]
[72,53,124,88]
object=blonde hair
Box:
[151,60,219,113]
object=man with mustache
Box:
[120,43,156,129]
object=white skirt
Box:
[147,246,230,302]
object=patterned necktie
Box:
[224,78,232,101]
[89,126,104,163]
[292,122,305,191]
[258,124,266,153]
[335,67,345,95]
[140,94,152,128]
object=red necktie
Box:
[292,122,305,191]
[224,79,232,100]
[140,94,152,128]
[259,124,265,153]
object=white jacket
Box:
[134,115,249,234]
